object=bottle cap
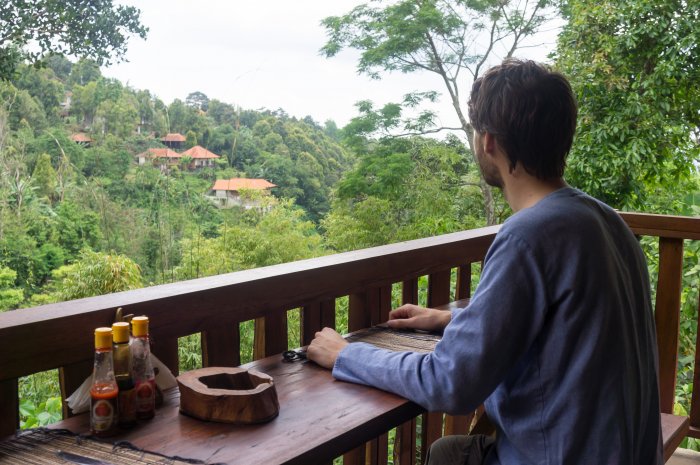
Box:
[112,322,130,343]
[95,327,113,350]
[132,316,149,337]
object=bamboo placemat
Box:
[0,428,225,465]
[345,326,441,353]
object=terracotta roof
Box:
[70,133,92,142]
[211,178,277,192]
[181,145,221,159]
[161,133,186,142]
[136,148,182,159]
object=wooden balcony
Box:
[0,212,698,463]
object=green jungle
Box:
[0,0,698,450]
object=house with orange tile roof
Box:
[181,145,221,169]
[135,148,182,166]
[160,133,186,150]
[208,178,276,209]
[70,133,92,147]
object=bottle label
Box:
[118,386,137,425]
[135,379,155,415]
[91,396,117,432]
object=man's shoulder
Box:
[500,187,623,245]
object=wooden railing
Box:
[0,212,698,464]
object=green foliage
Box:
[32,153,57,200]
[324,137,483,251]
[176,199,324,280]
[54,249,142,300]
[0,266,23,311]
[55,201,103,261]
[556,0,700,211]
[20,396,62,428]
[18,369,61,429]
[0,0,147,80]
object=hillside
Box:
[0,56,355,307]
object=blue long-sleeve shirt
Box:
[333,187,662,465]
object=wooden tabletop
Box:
[52,352,425,465]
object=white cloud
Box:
[104,1,559,130]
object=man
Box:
[307,58,662,465]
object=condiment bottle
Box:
[90,327,119,436]
[112,321,136,427]
[131,316,156,420]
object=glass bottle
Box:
[112,321,136,427]
[131,316,155,420]
[90,327,119,436]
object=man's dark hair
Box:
[468,58,578,180]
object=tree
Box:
[32,153,57,201]
[185,91,209,112]
[555,0,700,212]
[0,0,147,80]
[323,137,482,251]
[54,249,142,300]
[321,0,556,224]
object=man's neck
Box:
[503,173,567,213]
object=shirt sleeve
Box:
[332,230,549,414]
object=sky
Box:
[102,1,561,131]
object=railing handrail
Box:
[618,211,700,240]
[0,224,500,381]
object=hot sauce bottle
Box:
[131,316,155,420]
[112,322,136,428]
[90,327,119,436]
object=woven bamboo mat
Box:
[345,326,441,353]
[0,428,225,465]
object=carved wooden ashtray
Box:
[177,367,279,424]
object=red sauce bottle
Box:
[131,316,155,420]
[90,327,119,436]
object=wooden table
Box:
[53,351,424,465]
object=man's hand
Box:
[387,304,451,332]
[307,327,349,370]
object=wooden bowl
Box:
[177,367,279,424]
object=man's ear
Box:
[483,132,497,155]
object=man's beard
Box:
[476,146,504,189]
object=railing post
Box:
[690,294,700,430]
[302,299,335,345]
[0,378,18,437]
[202,323,241,367]
[654,237,684,413]
[253,309,288,360]
[394,418,417,465]
[59,360,93,418]
[455,264,472,300]
[151,336,180,377]
[402,278,419,305]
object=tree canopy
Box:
[556,0,700,211]
[0,0,147,80]
[321,0,557,224]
